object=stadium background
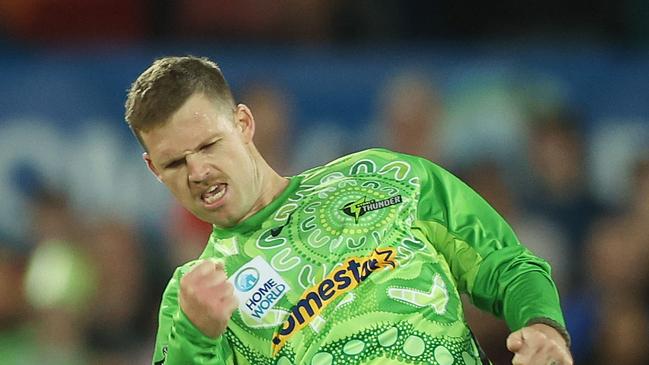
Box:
[0,1,648,364]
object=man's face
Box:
[141,93,260,227]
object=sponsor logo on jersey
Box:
[271,247,398,355]
[342,195,403,223]
[234,267,259,292]
[229,256,290,321]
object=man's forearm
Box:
[502,269,569,345]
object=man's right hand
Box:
[179,260,238,338]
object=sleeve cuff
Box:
[526,317,571,348]
[173,308,224,348]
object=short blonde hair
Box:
[125,56,235,149]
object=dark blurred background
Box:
[0,1,648,364]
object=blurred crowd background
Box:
[1,1,648,364]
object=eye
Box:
[165,159,185,169]
[201,141,217,151]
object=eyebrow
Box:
[159,135,222,168]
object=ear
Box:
[235,104,255,144]
[143,152,163,183]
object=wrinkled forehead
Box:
[142,95,235,160]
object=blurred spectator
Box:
[20,187,95,314]
[370,69,445,163]
[23,240,94,365]
[442,71,528,169]
[240,80,296,175]
[575,217,649,364]
[627,158,649,232]
[593,299,649,365]
[566,156,649,363]
[295,67,441,174]
[524,108,607,289]
[602,157,649,292]
[291,121,354,172]
[16,180,160,364]
[85,219,150,364]
[19,188,95,365]
[589,122,649,206]
[587,218,648,304]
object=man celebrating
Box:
[125,56,572,365]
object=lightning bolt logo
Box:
[343,196,366,224]
[341,193,402,224]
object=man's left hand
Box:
[506,323,573,365]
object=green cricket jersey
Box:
[153,148,567,365]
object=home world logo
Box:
[234,268,259,292]
[229,256,290,321]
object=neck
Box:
[238,149,289,224]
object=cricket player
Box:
[125,56,572,365]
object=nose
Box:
[187,154,210,184]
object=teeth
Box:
[203,184,225,204]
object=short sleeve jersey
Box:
[153,148,566,365]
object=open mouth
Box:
[201,183,227,206]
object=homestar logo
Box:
[342,195,403,223]
[271,247,398,355]
[229,256,290,321]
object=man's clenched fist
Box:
[179,260,238,338]
[507,323,573,365]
